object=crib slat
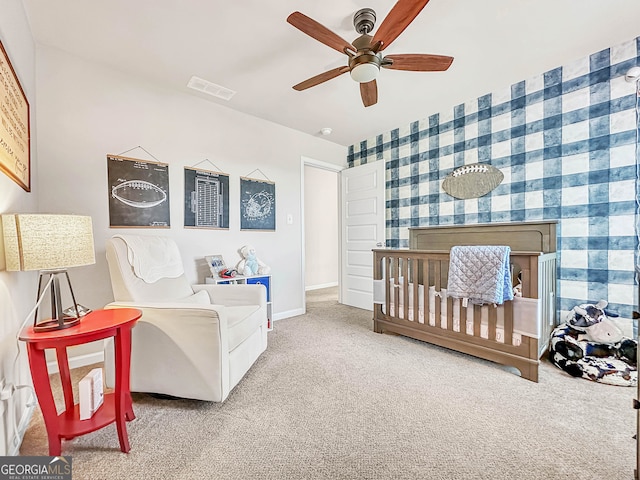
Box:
[488,304,497,341]
[461,302,468,335]
[473,304,481,337]
[402,257,409,320]
[385,256,391,318]
[434,260,441,324]
[446,296,453,331]
[423,260,430,324]
[413,258,419,322]
[423,259,430,293]
[393,257,400,318]
[521,267,531,298]
[503,301,514,345]
[529,255,539,299]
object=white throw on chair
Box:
[103,235,268,402]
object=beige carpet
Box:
[20,287,637,479]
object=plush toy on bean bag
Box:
[236,245,271,276]
[548,300,637,386]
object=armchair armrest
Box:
[192,284,266,307]
[106,300,224,312]
[104,301,231,399]
[105,301,228,340]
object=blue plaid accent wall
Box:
[347,37,640,319]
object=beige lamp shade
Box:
[2,214,95,271]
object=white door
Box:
[340,160,385,310]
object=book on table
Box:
[79,368,104,420]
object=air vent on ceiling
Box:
[187,76,236,101]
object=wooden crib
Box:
[372,222,557,382]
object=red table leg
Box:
[113,325,132,453]
[55,347,75,413]
[27,346,62,456]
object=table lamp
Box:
[2,214,95,332]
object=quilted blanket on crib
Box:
[446,245,513,305]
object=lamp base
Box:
[34,270,83,332]
[33,316,81,332]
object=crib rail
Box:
[372,249,556,382]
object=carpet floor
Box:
[20,287,638,479]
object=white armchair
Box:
[103,235,268,402]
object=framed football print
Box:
[107,154,170,227]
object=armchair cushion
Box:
[227,305,263,351]
[180,290,211,305]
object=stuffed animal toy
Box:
[548,300,637,386]
[566,300,624,344]
[236,245,271,276]
[512,271,523,297]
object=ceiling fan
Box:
[287,0,453,108]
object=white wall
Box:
[304,165,339,289]
[0,0,38,456]
[34,45,346,319]
[0,20,344,454]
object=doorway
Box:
[301,157,343,312]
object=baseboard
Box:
[273,308,304,321]
[9,391,36,456]
[305,282,338,291]
[46,351,104,374]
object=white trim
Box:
[337,170,344,305]
[305,282,339,291]
[301,156,344,173]
[9,394,35,456]
[46,351,104,374]
[300,156,345,316]
[273,308,305,321]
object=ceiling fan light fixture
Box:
[349,53,381,83]
[350,63,379,83]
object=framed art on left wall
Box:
[0,39,30,191]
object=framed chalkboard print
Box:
[107,154,170,228]
[184,167,229,229]
[240,177,275,231]
[0,40,30,191]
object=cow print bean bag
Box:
[549,323,637,386]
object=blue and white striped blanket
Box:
[446,245,513,305]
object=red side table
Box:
[19,308,141,456]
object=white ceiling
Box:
[20,0,640,146]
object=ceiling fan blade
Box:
[360,80,378,107]
[372,0,431,51]
[293,66,350,91]
[287,12,356,54]
[382,54,453,71]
